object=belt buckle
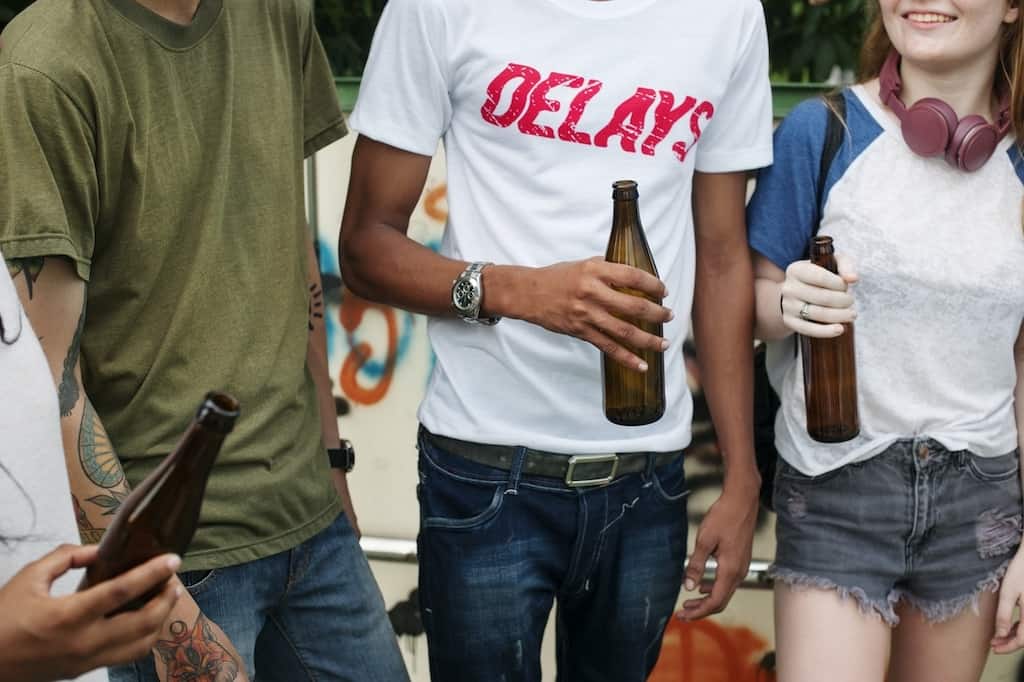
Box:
[565,454,619,488]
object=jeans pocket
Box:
[418,445,507,531]
[966,450,1020,483]
[179,568,218,596]
[649,457,689,505]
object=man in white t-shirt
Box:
[0,250,179,682]
[340,0,773,678]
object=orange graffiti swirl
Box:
[338,293,398,406]
[423,184,448,223]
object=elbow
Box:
[338,243,372,301]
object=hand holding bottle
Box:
[780,253,859,338]
[496,256,672,371]
[0,545,180,682]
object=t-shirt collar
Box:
[105,0,223,49]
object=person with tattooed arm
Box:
[0,0,406,680]
[0,248,181,682]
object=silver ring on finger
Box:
[799,302,812,320]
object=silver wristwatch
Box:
[451,261,500,325]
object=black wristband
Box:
[328,440,356,472]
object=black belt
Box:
[421,428,683,488]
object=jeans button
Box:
[917,444,928,460]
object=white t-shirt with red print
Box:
[349,0,774,453]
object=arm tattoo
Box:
[77,399,125,516]
[5,257,44,299]
[155,614,241,681]
[308,282,324,331]
[72,494,104,544]
[58,305,86,417]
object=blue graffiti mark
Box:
[316,236,443,386]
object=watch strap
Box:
[327,441,356,472]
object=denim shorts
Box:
[771,438,1023,624]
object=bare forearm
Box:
[6,257,129,541]
[693,254,759,489]
[691,172,759,491]
[305,233,341,450]
[341,220,463,315]
[754,276,792,341]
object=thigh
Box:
[774,583,890,682]
[888,592,997,682]
[255,513,408,682]
[556,458,688,682]
[109,564,266,682]
[416,435,566,682]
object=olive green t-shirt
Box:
[0,0,346,570]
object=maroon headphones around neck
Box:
[879,49,1010,172]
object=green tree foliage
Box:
[0,0,868,82]
[0,0,30,28]
[313,0,386,77]
[764,0,868,82]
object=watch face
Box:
[453,278,479,312]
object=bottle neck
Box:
[612,198,640,226]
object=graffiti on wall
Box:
[319,182,447,410]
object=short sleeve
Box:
[347,0,452,156]
[746,98,830,270]
[0,64,98,281]
[301,5,347,158]
[694,2,773,173]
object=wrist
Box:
[480,264,524,320]
[721,463,761,498]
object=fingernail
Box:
[167,555,182,571]
[174,586,183,598]
[638,361,649,372]
[667,310,675,321]
[661,339,670,351]
[685,579,696,591]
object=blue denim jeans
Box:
[416,427,689,682]
[109,511,408,682]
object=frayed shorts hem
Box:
[768,561,1011,626]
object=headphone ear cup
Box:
[901,98,957,157]
[950,116,999,172]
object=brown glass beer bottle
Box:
[78,391,239,611]
[603,180,665,426]
[801,236,859,442]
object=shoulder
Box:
[708,0,767,31]
[0,0,105,114]
[774,96,833,154]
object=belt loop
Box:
[508,446,528,493]
[644,452,657,480]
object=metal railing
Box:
[360,536,774,590]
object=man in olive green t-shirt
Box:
[0,1,408,680]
